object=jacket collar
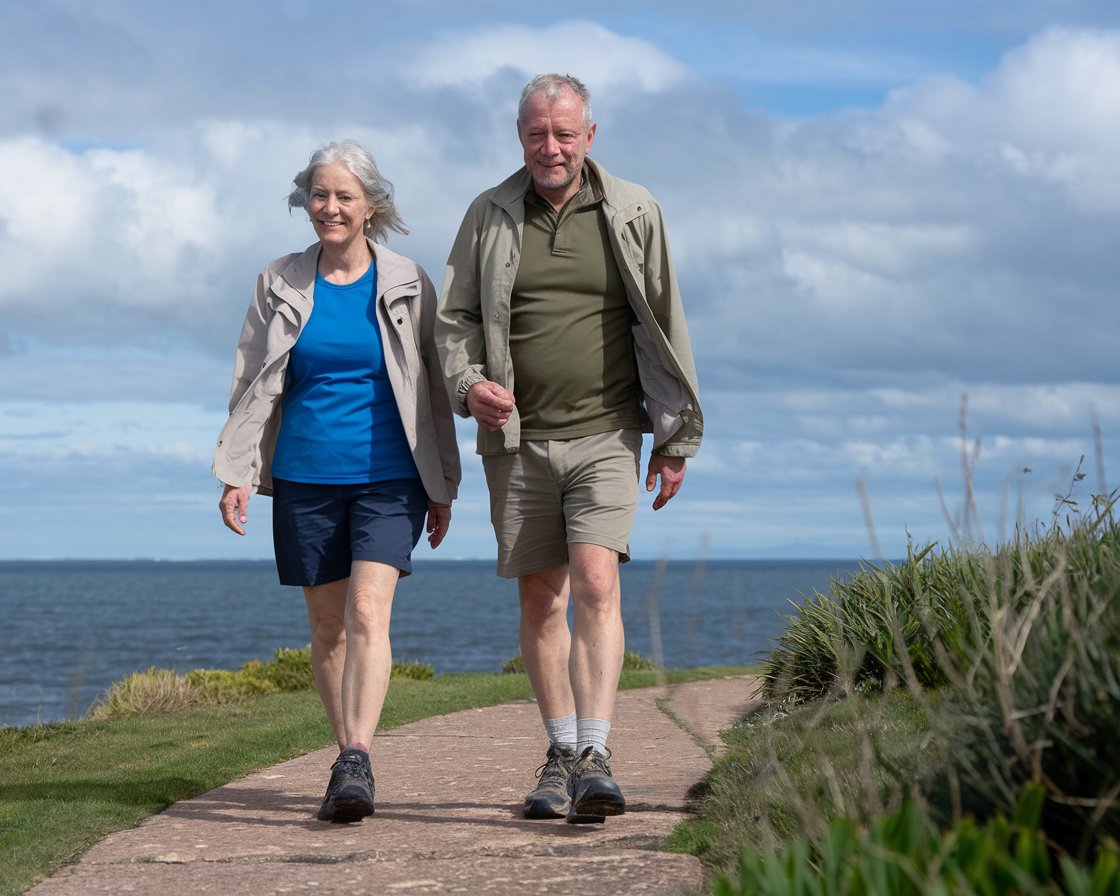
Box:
[271,238,420,312]
[489,157,617,217]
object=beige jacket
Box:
[436,158,703,458]
[212,240,461,504]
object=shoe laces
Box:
[333,748,365,769]
[534,744,575,783]
[333,749,374,787]
[575,746,613,776]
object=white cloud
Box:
[882,27,1120,212]
[662,26,1120,392]
[412,21,690,94]
[0,12,1117,561]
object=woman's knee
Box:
[347,587,393,636]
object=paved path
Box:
[28,675,762,895]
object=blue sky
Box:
[1,0,1118,562]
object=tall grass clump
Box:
[763,490,1117,709]
[87,667,205,719]
[717,784,1120,896]
[939,507,1120,863]
[89,646,436,718]
[762,540,990,703]
[501,649,660,674]
[752,468,1120,874]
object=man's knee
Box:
[570,542,620,586]
[519,567,569,624]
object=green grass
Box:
[0,663,750,896]
[667,688,942,876]
[674,481,1120,893]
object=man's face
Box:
[517,88,596,204]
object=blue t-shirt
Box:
[271,259,420,485]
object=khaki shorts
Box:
[482,429,642,578]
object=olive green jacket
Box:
[436,158,703,457]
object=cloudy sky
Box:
[1,0,1117,563]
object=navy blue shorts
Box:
[272,478,427,586]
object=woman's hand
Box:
[426,502,452,549]
[219,484,251,535]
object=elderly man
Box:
[436,73,702,823]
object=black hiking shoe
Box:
[523,743,577,819]
[316,748,375,823]
[566,746,625,824]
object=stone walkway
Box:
[28,675,762,895]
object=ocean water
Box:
[0,558,859,728]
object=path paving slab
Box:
[28,675,761,896]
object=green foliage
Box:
[762,540,991,703]
[670,689,940,874]
[938,511,1120,863]
[716,785,1120,896]
[186,667,277,702]
[87,647,441,718]
[252,645,316,690]
[763,490,1119,715]
[89,647,310,718]
[0,691,334,896]
[501,649,660,674]
[86,667,206,719]
[621,649,664,671]
[390,659,435,680]
[743,480,1120,884]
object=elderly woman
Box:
[213,140,460,823]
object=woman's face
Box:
[307,162,373,253]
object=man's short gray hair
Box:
[287,140,408,243]
[518,74,592,128]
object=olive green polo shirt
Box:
[509,169,643,440]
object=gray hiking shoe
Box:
[317,748,375,823]
[523,743,577,819]
[567,746,625,824]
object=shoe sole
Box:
[523,799,569,819]
[567,793,625,824]
[324,792,376,824]
[327,795,374,823]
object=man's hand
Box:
[466,381,515,432]
[645,455,686,510]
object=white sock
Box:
[576,718,611,756]
[543,712,577,749]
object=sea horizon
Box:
[1,557,866,728]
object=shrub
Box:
[668,689,939,874]
[937,510,1120,863]
[185,646,316,702]
[88,667,205,718]
[717,784,1120,896]
[501,649,660,674]
[185,667,277,702]
[89,646,435,717]
[758,482,1120,866]
[390,660,434,680]
[762,541,992,704]
[254,645,315,690]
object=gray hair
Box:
[518,74,592,128]
[287,140,408,243]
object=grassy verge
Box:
[0,663,749,895]
[667,688,941,873]
[670,477,1120,894]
